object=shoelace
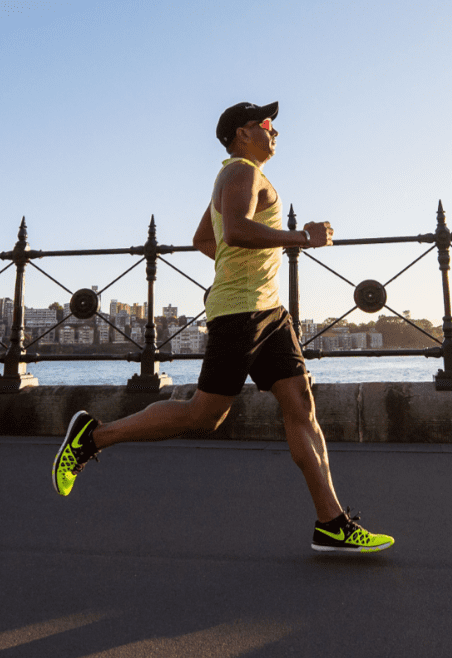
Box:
[72,451,101,474]
[343,507,364,534]
[345,506,361,522]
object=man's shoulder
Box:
[218,160,263,188]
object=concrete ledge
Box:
[0,382,451,442]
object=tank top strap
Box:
[220,158,267,178]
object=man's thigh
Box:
[197,311,261,396]
[249,308,307,391]
[188,388,235,430]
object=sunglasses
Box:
[259,118,273,131]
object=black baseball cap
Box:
[216,101,279,148]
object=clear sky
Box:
[2,0,451,326]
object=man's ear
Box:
[236,126,250,143]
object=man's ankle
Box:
[92,423,102,450]
[317,509,344,525]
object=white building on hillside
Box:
[59,326,76,344]
[369,332,383,348]
[169,323,207,353]
[25,308,57,327]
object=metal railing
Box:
[1,200,451,392]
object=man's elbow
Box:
[223,229,241,247]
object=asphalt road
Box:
[1,437,452,658]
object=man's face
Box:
[241,118,278,159]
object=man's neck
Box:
[229,150,268,170]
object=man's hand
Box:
[302,221,334,248]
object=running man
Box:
[53,101,394,553]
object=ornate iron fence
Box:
[0,201,451,392]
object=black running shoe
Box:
[312,508,394,553]
[52,411,100,496]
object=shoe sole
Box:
[311,541,393,553]
[52,410,88,494]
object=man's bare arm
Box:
[193,205,217,260]
[221,165,332,249]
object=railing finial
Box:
[288,204,297,231]
[18,216,28,245]
[149,214,156,239]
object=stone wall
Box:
[1,382,452,442]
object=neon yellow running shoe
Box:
[52,411,100,496]
[312,508,394,553]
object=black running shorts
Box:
[197,306,307,396]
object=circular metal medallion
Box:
[70,288,100,320]
[354,280,387,313]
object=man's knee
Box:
[273,375,316,423]
[189,408,230,432]
[187,394,232,432]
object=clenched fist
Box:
[300,221,334,248]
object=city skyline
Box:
[0,286,442,327]
[0,292,445,327]
[0,287,446,328]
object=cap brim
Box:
[257,101,279,121]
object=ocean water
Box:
[26,355,442,386]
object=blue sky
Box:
[1,0,451,325]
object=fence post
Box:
[286,204,301,339]
[127,216,172,391]
[434,201,452,389]
[0,217,38,393]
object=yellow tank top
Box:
[205,158,283,322]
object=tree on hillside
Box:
[348,320,376,333]
[375,314,440,348]
[321,317,348,328]
[49,302,64,322]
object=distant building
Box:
[115,302,129,315]
[27,326,56,344]
[169,323,207,353]
[112,313,128,342]
[40,329,56,344]
[92,285,101,311]
[59,326,76,344]
[77,326,94,344]
[321,334,340,351]
[130,324,144,343]
[24,308,57,327]
[300,319,320,349]
[0,298,14,328]
[163,304,178,319]
[97,324,110,343]
[95,312,110,325]
[132,303,144,319]
[351,333,367,349]
[116,310,130,326]
[109,300,145,322]
[337,333,353,350]
[369,332,383,348]
[301,319,318,335]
